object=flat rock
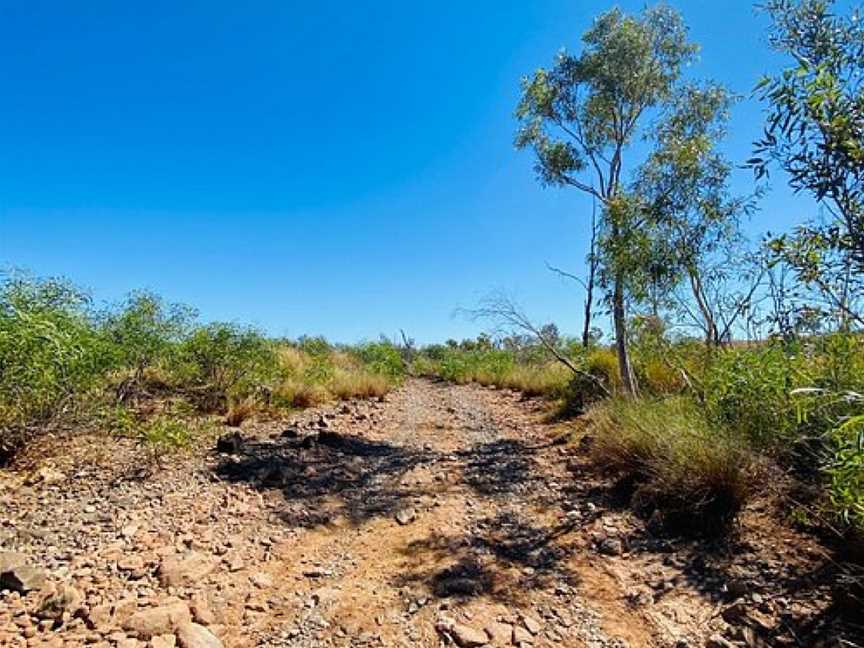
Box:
[512,625,533,645]
[521,615,542,635]
[175,621,223,648]
[158,552,215,588]
[122,601,192,639]
[0,552,47,593]
[151,635,177,648]
[36,584,83,620]
[484,622,513,645]
[436,619,488,648]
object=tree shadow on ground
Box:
[213,429,437,528]
[458,438,546,498]
[391,511,583,605]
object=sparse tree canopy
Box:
[751,0,864,326]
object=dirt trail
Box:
[0,379,844,647]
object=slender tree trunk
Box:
[688,269,718,346]
[581,282,594,348]
[581,204,598,348]
[612,274,638,396]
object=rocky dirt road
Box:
[0,379,849,647]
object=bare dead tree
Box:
[457,293,610,397]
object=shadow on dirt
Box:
[565,454,864,646]
[212,425,584,601]
[214,429,434,527]
[213,428,554,528]
[458,439,542,498]
[391,512,583,605]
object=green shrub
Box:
[175,323,280,411]
[0,276,112,458]
[701,343,801,449]
[827,409,864,532]
[354,341,405,382]
[139,415,193,457]
[100,290,195,394]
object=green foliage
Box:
[0,275,112,457]
[95,403,139,437]
[437,348,516,385]
[139,415,193,456]
[701,343,801,448]
[354,341,405,382]
[175,323,279,410]
[752,0,864,325]
[101,290,195,380]
[827,409,864,531]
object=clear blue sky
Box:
[0,1,821,343]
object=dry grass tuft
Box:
[590,396,754,534]
[276,381,330,408]
[329,370,390,400]
[499,363,571,397]
[225,399,256,427]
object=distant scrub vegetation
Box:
[0,273,405,463]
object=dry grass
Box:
[224,399,256,427]
[640,357,686,394]
[498,363,571,397]
[271,344,399,407]
[274,380,330,408]
[590,396,754,533]
[586,348,620,392]
[328,370,390,400]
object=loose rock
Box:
[175,621,223,648]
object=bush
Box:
[701,343,801,449]
[827,410,864,533]
[354,341,405,382]
[273,379,330,408]
[0,276,112,459]
[590,396,754,533]
[100,291,195,398]
[139,415,193,457]
[174,323,280,412]
[328,370,390,400]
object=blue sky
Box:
[0,1,822,343]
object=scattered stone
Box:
[118,555,147,577]
[302,568,334,578]
[27,466,66,486]
[598,536,624,556]
[151,635,177,648]
[484,622,513,644]
[250,572,273,589]
[512,625,533,645]
[394,507,416,526]
[706,635,736,648]
[438,621,488,648]
[215,432,243,453]
[521,615,542,635]
[189,599,215,626]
